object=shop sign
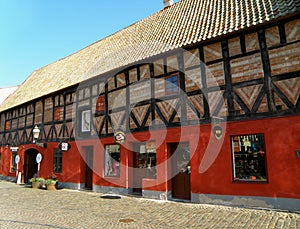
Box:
[36,153,42,164]
[15,155,20,164]
[10,147,19,152]
[59,142,71,151]
[114,130,126,144]
[212,125,223,140]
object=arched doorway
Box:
[23,149,39,183]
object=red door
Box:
[170,143,191,200]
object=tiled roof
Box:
[0,86,18,105]
[1,0,299,112]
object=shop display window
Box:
[134,141,157,178]
[105,144,120,177]
[53,149,63,173]
[231,134,267,182]
[11,153,17,172]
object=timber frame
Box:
[1,14,300,146]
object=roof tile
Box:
[1,0,300,111]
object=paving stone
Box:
[0,180,299,228]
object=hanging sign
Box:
[36,153,42,164]
[59,142,71,151]
[114,130,126,144]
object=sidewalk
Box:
[0,180,299,228]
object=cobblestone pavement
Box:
[0,180,299,228]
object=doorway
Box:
[24,149,39,183]
[84,146,94,190]
[169,143,191,200]
[131,142,157,195]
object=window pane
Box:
[105,145,120,177]
[134,141,157,178]
[231,134,267,182]
[11,153,17,172]
[53,149,62,173]
[165,74,179,95]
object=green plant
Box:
[29,177,45,183]
[45,179,57,185]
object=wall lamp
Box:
[32,125,47,148]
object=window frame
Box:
[231,133,268,183]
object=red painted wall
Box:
[1,115,299,199]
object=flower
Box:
[29,174,45,183]
[45,172,58,185]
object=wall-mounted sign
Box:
[114,130,126,144]
[59,142,71,151]
[36,153,42,164]
[212,116,224,140]
[212,125,223,140]
[15,155,20,164]
[10,147,19,152]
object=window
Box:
[11,153,17,172]
[165,74,179,95]
[96,96,105,112]
[5,120,10,131]
[134,141,157,178]
[231,134,267,182]
[105,145,120,177]
[81,110,91,132]
[53,149,63,173]
[54,108,61,121]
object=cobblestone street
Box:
[0,180,299,228]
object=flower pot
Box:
[31,181,42,189]
[46,183,57,191]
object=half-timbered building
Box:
[0,0,300,210]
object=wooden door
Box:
[24,149,38,183]
[84,147,94,190]
[170,143,191,200]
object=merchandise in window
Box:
[231,134,267,182]
[134,141,157,178]
[53,149,63,173]
[165,74,179,95]
[105,145,120,177]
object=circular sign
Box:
[114,130,126,144]
[36,153,42,164]
[15,155,20,164]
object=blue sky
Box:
[0,0,177,88]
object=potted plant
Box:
[30,174,45,189]
[45,172,58,190]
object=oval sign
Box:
[36,153,42,164]
[15,155,20,164]
[114,130,126,144]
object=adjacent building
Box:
[0,0,300,211]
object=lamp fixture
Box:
[32,125,40,143]
[32,125,47,148]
